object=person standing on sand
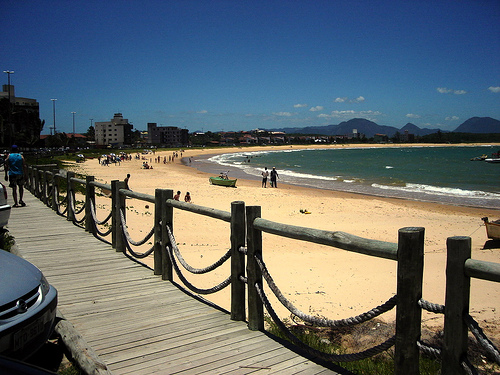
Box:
[270,167,279,188]
[124,174,131,190]
[4,145,27,207]
[184,192,191,202]
[261,167,269,188]
[174,191,181,201]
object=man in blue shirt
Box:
[4,145,27,207]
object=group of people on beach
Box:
[261,167,279,188]
[174,190,191,203]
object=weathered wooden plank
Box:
[218,350,306,375]
[165,343,289,374]
[117,333,273,374]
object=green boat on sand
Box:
[209,172,237,187]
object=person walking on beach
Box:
[270,167,279,188]
[4,145,27,207]
[261,167,269,188]
[174,191,181,201]
[124,174,131,190]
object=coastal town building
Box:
[94,113,133,147]
[0,85,39,113]
[147,123,189,146]
[0,84,41,146]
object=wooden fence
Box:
[26,164,500,374]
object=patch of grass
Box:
[265,316,441,374]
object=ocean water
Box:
[198,145,500,209]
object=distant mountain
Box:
[267,116,499,137]
[334,118,399,138]
[269,118,400,138]
[400,123,441,136]
[453,117,500,133]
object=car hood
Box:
[0,251,41,303]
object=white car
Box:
[0,182,11,229]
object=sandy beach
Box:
[70,144,500,341]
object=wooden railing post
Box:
[51,170,59,212]
[41,168,48,204]
[246,205,264,331]
[111,180,119,249]
[442,236,471,375]
[66,171,75,222]
[26,165,33,192]
[395,227,424,375]
[85,176,95,233]
[231,201,246,321]
[161,190,174,281]
[113,180,126,253]
[28,165,34,192]
[154,189,170,276]
[34,167,40,198]
[161,189,173,280]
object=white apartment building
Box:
[95,113,133,146]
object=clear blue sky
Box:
[3,0,500,134]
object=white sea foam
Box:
[372,183,500,199]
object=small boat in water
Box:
[484,151,500,163]
[470,154,488,161]
[482,217,500,240]
[209,171,237,187]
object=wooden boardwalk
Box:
[7,192,340,374]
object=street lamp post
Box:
[71,111,76,136]
[51,99,57,134]
[3,70,14,145]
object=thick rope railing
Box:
[93,223,112,238]
[255,255,397,328]
[52,185,68,215]
[166,225,231,274]
[69,192,86,226]
[464,314,500,365]
[46,184,54,208]
[120,209,155,246]
[416,340,441,359]
[418,298,445,314]
[89,200,112,226]
[165,244,231,295]
[70,190,86,215]
[255,282,396,362]
[88,200,112,237]
[118,208,155,259]
[124,239,155,259]
[461,357,479,375]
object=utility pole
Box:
[71,112,76,136]
[3,70,14,145]
[51,99,57,134]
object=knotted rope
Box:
[418,299,445,314]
